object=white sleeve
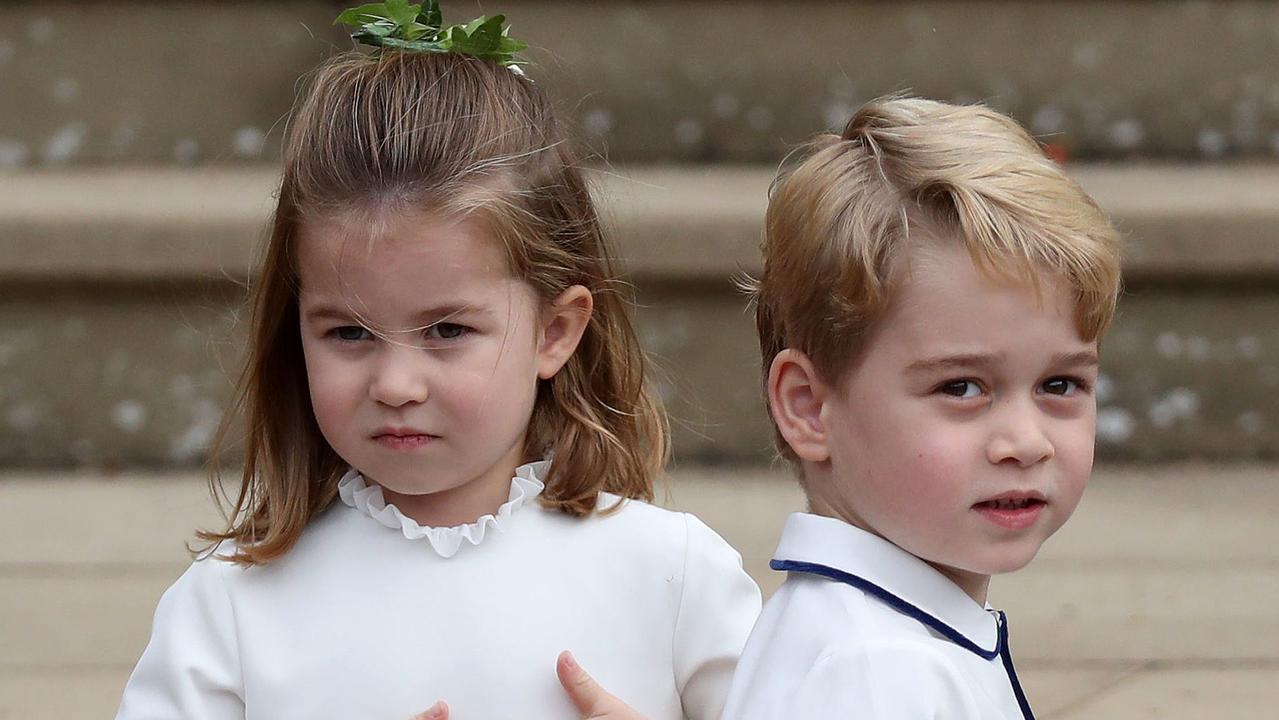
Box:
[672,513,763,720]
[116,559,246,720]
[792,644,984,719]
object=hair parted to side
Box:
[750,96,1122,462]
[198,50,668,565]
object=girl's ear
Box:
[767,349,832,463]
[536,285,593,380]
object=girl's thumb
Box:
[556,651,644,719]
[410,700,448,720]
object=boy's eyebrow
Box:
[905,353,1001,373]
[905,350,1100,373]
[1049,350,1101,368]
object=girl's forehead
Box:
[296,210,510,285]
[292,213,533,327]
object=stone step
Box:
[3,1,1279,169]
[2,463,1277,719]
[2,163,1277,465]
[6,164,1279,281]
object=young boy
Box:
[718,97,1122,719]
[517,97,1119,720]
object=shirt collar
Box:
[771,512,1001,658]
[336,460,547,558]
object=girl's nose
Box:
[369,346,430,407]
[985,397,1055,468]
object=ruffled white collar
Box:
[336,460,547,559]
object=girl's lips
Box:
[972,498,1046,530]
[372,433,436,450]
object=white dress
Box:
[117,461,762,720]
[723,513,1035,719]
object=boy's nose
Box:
[368,345,430,407]
[985,398,1055,468]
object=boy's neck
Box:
[929,564,991,606]
[806,482,992,605]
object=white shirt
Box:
[722,513,1035,719]
[117,461,762,720]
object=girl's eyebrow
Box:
[411,304,494,324]
[302,305,356,323]
[301,303,492,324]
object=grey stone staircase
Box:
[2,1,1278,465]
[4,164,1278,464]
[4,1,1279,167]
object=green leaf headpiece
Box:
[335,0,528,67]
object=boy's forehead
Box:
[875,241,1086,348]
[892,236,1067,307]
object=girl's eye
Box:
[938,379,982,399]
[333,326,371,342]
[1042,377,1083,396]
[426,323,468,341]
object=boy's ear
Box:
[536,285,593,380]
[767,349,832,463]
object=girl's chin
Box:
[371,478,461,498]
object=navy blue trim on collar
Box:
[997,610,1036,720]
[773,559,1035,720]
[772,558,1000,659]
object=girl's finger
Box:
[556,651,646,720]
[409,700,448,720]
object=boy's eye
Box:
[426,323,467,340]
[1042,377,1082,396]
[938,380,982,399]
[333,326,371,342]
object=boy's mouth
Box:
[972,493,1046,529]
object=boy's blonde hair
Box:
[199,51,667,565]
[752,97,1122,461]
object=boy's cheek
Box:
[907,419,985,469]
[897,434,982,512]
[1056,421,1097,477]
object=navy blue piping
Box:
[773,558,1037,720]
[772,559,999,659]
[997,611,1036,720]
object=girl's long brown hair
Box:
[197,51,668,565]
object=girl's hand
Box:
[556,651,649,720]
[408,701,447,720]
[408,651,648,720]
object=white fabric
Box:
[336,460,546,558]
[722,512,1030,719]
[117,462,762,720]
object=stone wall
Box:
[2,1,1278,168]
[2,166,1276,465]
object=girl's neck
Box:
[375,443,528,528]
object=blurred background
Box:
[1,1,1276,717]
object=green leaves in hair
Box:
[335,0,528,67]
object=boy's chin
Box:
[967,544,1045,576]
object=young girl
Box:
[116,9,760,719]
